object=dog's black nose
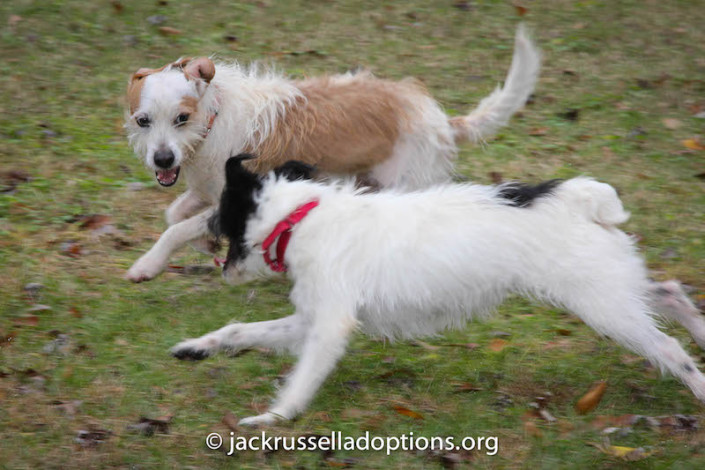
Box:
[154,149,175,169]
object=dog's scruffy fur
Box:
[170,155,705,427]
[124,26,540,282]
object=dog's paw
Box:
[170,337,217,361]
[125,254,166,283]
[238,412,281,427]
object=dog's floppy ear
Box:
[273,160,317,182]
[181,57,216,84]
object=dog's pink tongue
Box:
[157,168,178,185]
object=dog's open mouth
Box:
[155,167,180,187]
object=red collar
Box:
[262,200,319,272]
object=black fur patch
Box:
[497,179,563,208]
[210,154,262,265]
[211,157,318,265]
[273,161,317,181]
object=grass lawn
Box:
[1,0,705,468]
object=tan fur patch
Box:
[127,64,168,114]
[244,75,427,175]
[180,96,199,116]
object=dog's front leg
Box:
[126,208,215,282]
[239,309,357,426]
[170,314,309,360]
[166,191,219,255]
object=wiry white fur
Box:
[124,25,541,282]
[171,175,705,426]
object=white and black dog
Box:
[124,26,539,282]
[171,155,705,426]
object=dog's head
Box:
[210,154,316,284]
[125,57,216,187]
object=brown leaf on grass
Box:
[694,172,705,181]
[392,405,423,419]
[0,331,17,348]
[529,127,549,136]
[523,419,543,437]
[446,342,480,350]
[1,170,31,193]
[222,411,239,431]
[75,427,111,447]
[488,338,508,352]
[61,241,84,258]
[111,0,123,13]
[488,172,503,184]
[452,1,473,12]
[575,380,607,414]
[52,399,82,416]
[513,2,528,17]
[127,415,172,436]
[452,382,482,393]
[683,138,705,151]
[78,214,112,231]
[13,314,39,327]
[555,328,572,336]
[158,26,182,36]
[662,118,682,130]
[557,109,580,121]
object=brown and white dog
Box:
[124,25,540,282]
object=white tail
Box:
[558,177,630,227]
[451,24,541,144]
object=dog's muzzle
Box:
[153,148,180,187]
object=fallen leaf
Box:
[222,411,239,431]
[75,427,111,447]
[127,415,172,436]
[555,328,572,336]
[452,1,472,11]
[488,338,508,352]
[575,380,607,414]
[488,172,503,184]
[523,420,543,437]
[158,26,182,36]
[13,314,39,327]
[52,400,82,416]
[597,443,654,461]
[111,0,123,13]
[557,109,580,121]
[392,405,423,419]
[78,214,112,231]
[529,127,549,136]
[662,118,681,130]
[452,382,482,393]
[683,138,705,151]
[513,2,528,17]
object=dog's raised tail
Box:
[558,178,631,228]
[450,24,540,144]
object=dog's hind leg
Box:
[238,305,357,426]
[561,292,705,403]
[647,280,705,350]
[171,314,308,360]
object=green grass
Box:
[2,0,705,468]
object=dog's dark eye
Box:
[136,116,151,128]
[174,113,190,126]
